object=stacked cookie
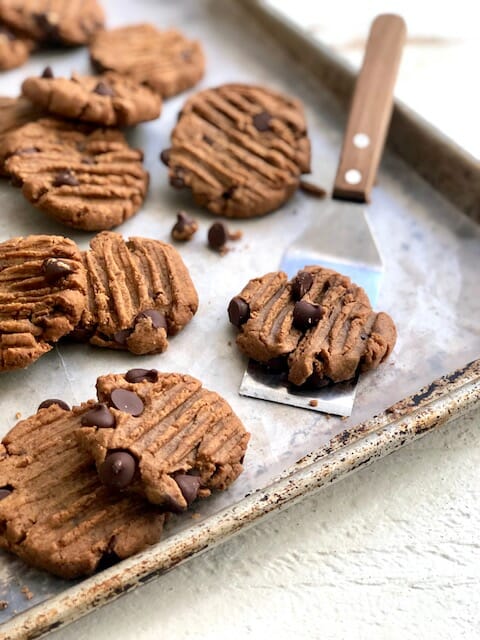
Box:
[0,370,250,578]
[0,232,199,371]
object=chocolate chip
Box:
[113,329,131,346]
[135,309,167,331]
[42,258,73,284]
[41,65,54,79]
[228,297,250,327]
[93,81,115,97]
[125,368,159,383]
[208,222,228,250]
[38,398,70,411]
[222,186,236,200]
[253,111,272,131]
[52,170,79,187]
[159,148,171,166]
[171,211,198,242]
[99,451,136,490]
[170,170,185,189]
[34,12,60,42]
[68,327,93,342]
[293,300,323,331]
[110,389,144,416]
[0,488,12,501]
[81,403,115,428]
[203,135,213,145]
[291,271,314,301]
[0,27,15,41]
[175,474,201,506]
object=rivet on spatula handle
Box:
[332,14,407,203]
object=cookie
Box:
[228,266,397,387]
[75,371,250,511]
[3,118,149,230]
[0,23,34,70]
[21,71,162,127]
[0,0,104,46]
[0,401,166,578]
[0,234,87,372]
[162,83,311,218]
[73,231,199,354]
[0,96,41,174]
[90,23,205,98]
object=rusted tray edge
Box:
[2,358,479,640]
[239,0,480,221]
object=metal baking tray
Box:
[1,0,479,637]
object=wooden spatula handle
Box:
[332,14,406,202]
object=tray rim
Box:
[1,2,480,637]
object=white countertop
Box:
[14,2,480,638]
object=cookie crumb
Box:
[0,600,8,610]
[15,412,21,419]
[20,586,33,600]
[300,180,327,198]
[191,512,201,520]
[171,211,198,242]
[309,399,318,407]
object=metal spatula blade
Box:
[239,14,406,416]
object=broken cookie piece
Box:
[76,371,250,511]
[228,266,396,387]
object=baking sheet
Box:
[0,0,479,634]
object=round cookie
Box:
[75,371,250,511]
[0,96,42,175]
[0,24,34,70]
[0,402,166,579]
[90,23,205,98]
[0,0,104,46]
[0,234,87,372]
[73,231,199,354]
[3,118,149,231]
[162,83,311,218]
[228,266,397,387]
[21,71,162,127]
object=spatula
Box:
[239,14,406,416]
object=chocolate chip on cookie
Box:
[229,266,397,387]
[76,372,250,511]
[21,71,162,127]
[0,0,105,46]
[90,23,205,98]
[0,234,87,372]
[3,119,149,231]
[74,231,198,355]
[166,83,311,218]
[0,402,166,578]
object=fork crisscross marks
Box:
[76,372,250,510]
[0,0,105,45]
[167,84,311,218]
[230,266,397,386]
[4,119,148,230]
[0,234,86,371]
[90,24,205,98]
[0,402,166,578]
[76,232,198,354]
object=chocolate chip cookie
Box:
[75,371,250,511]
[0,234,87,372]
[0,96,41,175]
[90,23,205,98]
[0,23,33,70]
[162,83,311,218]
[74,231,198,354]
[228,266,397,387]
[22,71,162,127]
[3,118,149,230]
[0,0,105,46]
[0,401,166,578]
